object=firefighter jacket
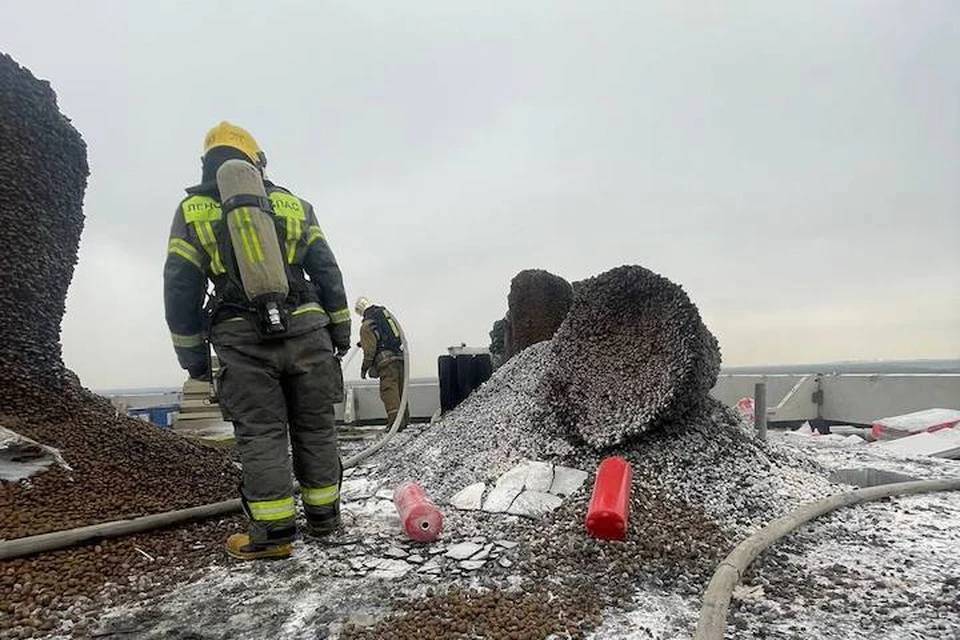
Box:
[163,180,351,375]
[359,305,403,375]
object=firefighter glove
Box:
[189,365,210,381]
[329,322,351,352]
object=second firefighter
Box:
[355,297,410,430]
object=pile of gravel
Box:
[0,385,239,540]
[506,269,573,358]
[0,52,88,394]
[0,515,243,638]
[487,269,573,369]
[0,51,242,638]
[540,265,722,449]
[488,318,508,369]
[374,342,567,500]
[365,264,837,637]
[379,265,832,531]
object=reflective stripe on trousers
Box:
[302,484,339,507]
[248,496,296,521]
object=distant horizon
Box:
[94,356,960,394]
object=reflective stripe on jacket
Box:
[163,183,350,368]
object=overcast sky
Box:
[2,1,958,390]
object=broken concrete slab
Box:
[445,542,484,560]
[368,559,411,580]
[472,544,495,561]
[460,560,487,571]
[549,465,589,497]
[417,559,442,573]
[348,558,366,571]
[340,478,374,501]
[507,491,564,518]
[352,498,400,524]
[482,485,521,513]
[524,461,554,492]
[448,482,485,510]
[495,463,529,490]
[383,547,408,559]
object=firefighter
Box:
[163,122,351,560]
[355,297,409,430]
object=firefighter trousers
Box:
[378,359,409,430]
[213,320,343,544]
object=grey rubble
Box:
[540,264,722,450]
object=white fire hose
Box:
[693,477,960,640]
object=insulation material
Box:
[873,427,960,460]
[0,426,70,482]
[870,408,960,440]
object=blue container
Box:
[128,405,179,428]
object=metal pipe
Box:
[693,478,960,640]
[754,381,767,442]
[0,312,412,561]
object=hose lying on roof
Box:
[0,312,411,561]
[693,477,960,640]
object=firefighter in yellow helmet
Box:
[164,121,352,560]
[355,297,409,430]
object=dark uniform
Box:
[164,149,351,550]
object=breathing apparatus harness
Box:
[211,159,295,339]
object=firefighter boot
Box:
[305,502,342,537]
[225,533,293,561]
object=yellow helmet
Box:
[203,121,267,168]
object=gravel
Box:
[0,52,87,392]
[0,51,239,543]
[0,516,244,639]
[2,158,949,640]
[0,51,242,639]
[0,388,240,541]
[727,493,960,639]
[345,265,841,636]
[506,269,574,358]
[539,265,722,450]
[373,342,567,501]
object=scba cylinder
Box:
[393,481,444,542]
[216,159,289,308]
[584,456,633,541]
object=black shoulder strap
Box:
[221,194,275,215]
